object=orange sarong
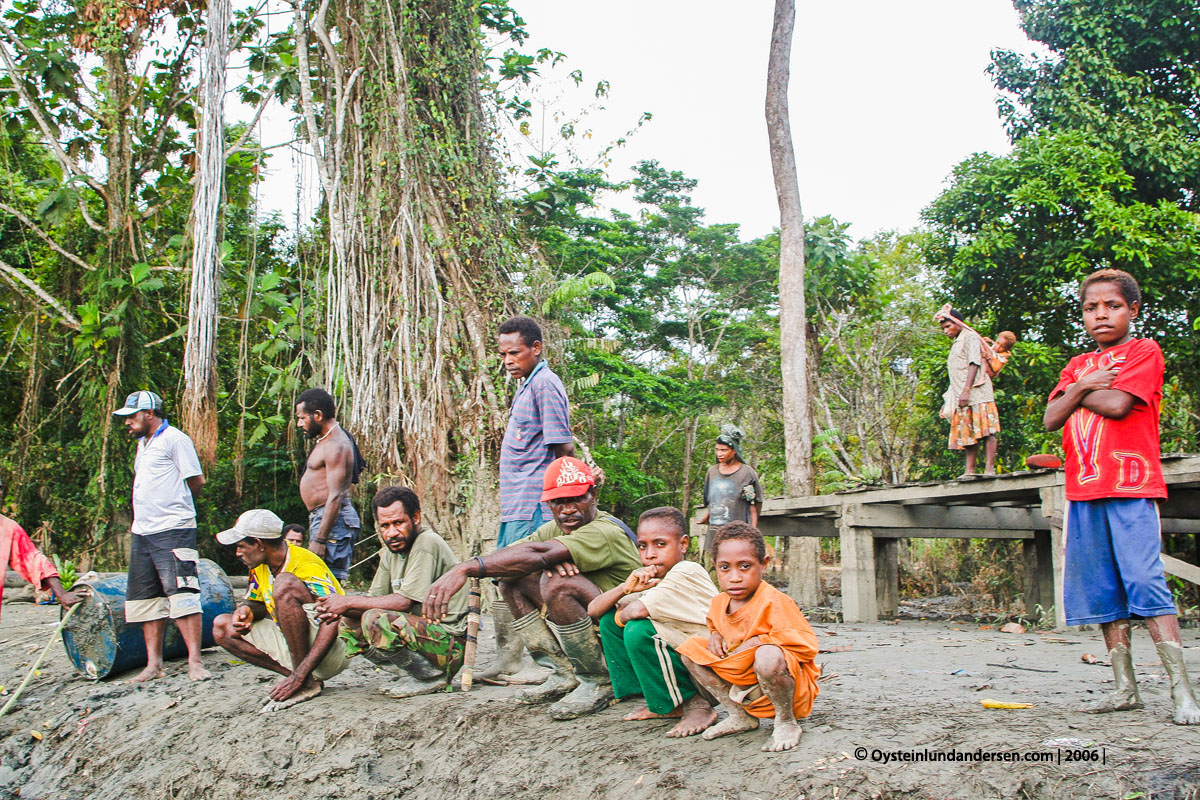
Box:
[677,582,820,719]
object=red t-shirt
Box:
[1049,338,1166,501]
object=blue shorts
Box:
[1063,498,1176,626]
[497,503,546,549]
[309,502,360,582]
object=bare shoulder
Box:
[330,428,356,464]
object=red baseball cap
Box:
[541,457,596,501]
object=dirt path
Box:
[2,601,1199,799]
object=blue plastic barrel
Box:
[60,558,235,680]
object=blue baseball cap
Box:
[113,390,164,416]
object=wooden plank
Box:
[761,456,1200,520]
[1162,490,1200,519]
[1162,554,1200,586]
[848,503,1049,532]
[869,527,1034,539]
[1160,519,1200,534]
[758,516,838,538]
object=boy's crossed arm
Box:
[1044,369,1137,431]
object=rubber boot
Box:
[511,610,578,704]
[366,645,448,698]
[1155,640,1200,725]
[474,599,546,686]
[547,616,615,720]
[1085,643,1143,713]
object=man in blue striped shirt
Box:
[478,316,575,684]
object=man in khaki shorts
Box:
[212,509,348,711]
[114,390,211,682]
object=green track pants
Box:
[598,609,696,715]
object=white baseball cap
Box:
[217,509,285,545]
[113,390,164,416]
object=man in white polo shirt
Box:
[114,390,212,682]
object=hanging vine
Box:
[292,0,516,549]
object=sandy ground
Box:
[3,598,1200,800]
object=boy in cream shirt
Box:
[588,507,719,737]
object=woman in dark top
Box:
[697,425,764,528]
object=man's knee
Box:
[501,571,543,612]
[213,613,234,645]
[753,644,787,677]
[541,573,596,622]
[540,570,575,599]
[497,577,521,604]
[272,573,314,607]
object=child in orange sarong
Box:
[677,521,820,752]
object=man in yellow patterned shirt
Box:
[213,509,348,710]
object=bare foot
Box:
[666,697,718,738]
[126,665,164,683]
[623,703,682,722]
[701,709,759,741]
[188,662,213,681]
[260,681,323,713]
[1172,695,1200,725]
[763,720,802,752]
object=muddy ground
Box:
[2,597,1200,800]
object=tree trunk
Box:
[767,0,821,606]
[183,0,230,468]
[298,0,511,553]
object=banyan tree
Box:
[291,0,516,550]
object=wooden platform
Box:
[747,454,1200,628]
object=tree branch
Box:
[0,201,96,271]
[0,24,108,202]
[226,90,274,154]
[0,258,81,330]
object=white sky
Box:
[254,0,1043,242]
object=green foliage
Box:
[922,0,1200,463]
[990,0,1200,209]
[51,554,76,591]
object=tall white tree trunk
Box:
[183,0,230,466]
[767,0,821,606]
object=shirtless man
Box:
[296,388,360,583]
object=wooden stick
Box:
[0,602,80,718]
[459,578,481,692]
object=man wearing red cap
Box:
[424,457,641,719]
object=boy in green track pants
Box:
[588,507,720,737]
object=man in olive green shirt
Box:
[315,486,468,697]
[425,457,640,719]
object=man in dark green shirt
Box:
[315,486,468,697]
[425,457,640,719]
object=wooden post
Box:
[1022,530,1055,620]
[1039,483,1068,630]
[874,537,899,618]
[690,512,710,569]
[839,504,877,623]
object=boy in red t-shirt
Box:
[1044,269,1199,725]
